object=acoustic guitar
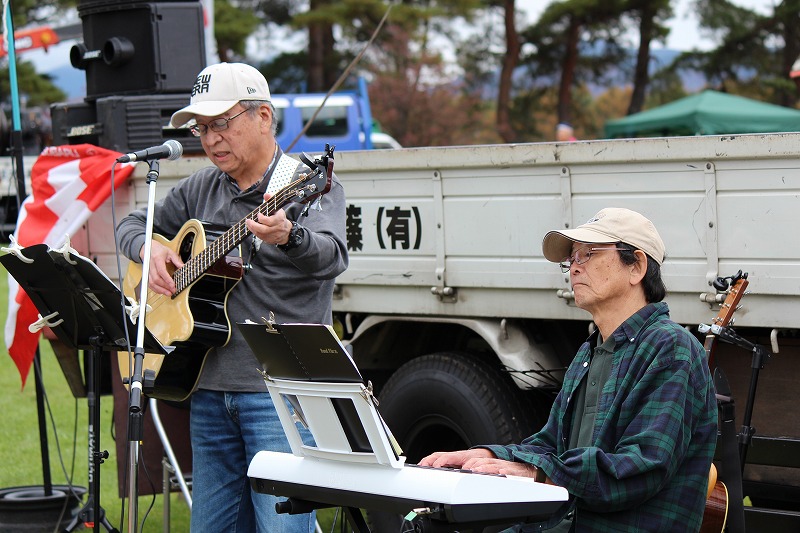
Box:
[699,271,748,533]
[120,148,334,401]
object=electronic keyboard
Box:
[248,451,569,526]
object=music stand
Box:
[1,243,168,533]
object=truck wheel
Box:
[368,351,546,530]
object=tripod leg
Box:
[64,338,118,533]
[99,511,120,533]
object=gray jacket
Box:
[116,147,348,391]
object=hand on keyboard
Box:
[407,463,507,477]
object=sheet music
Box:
[1,242,167,353]
[238,321,402,460]
[238,321,362,382]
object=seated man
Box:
[420,208,717,532]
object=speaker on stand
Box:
[51,0,207,153]
[71,0,206,100]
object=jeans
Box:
[190,389,316,533]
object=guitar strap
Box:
[714,368,745,533]
[265,153,305,196]
[248,153,315,260]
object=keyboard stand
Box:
[277,498,370,533]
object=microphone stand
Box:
[127,160,162,532]
[698,323,771,471]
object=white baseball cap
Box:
[170,62,272,127]
[542,207,666,265]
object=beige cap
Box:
[170,62,271,127]
[542,207,665,265]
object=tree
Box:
[623,0,671,114]
[289,1,487,144]
[214,0,261,63]
[683,0,799,106]
[495,0,521,143]
[0,60,65,106]
[519,0,628,133]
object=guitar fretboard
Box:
[171,174,317,295]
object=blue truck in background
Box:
[273,78,401,153]
[41,77,401,156]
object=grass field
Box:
[0,268,342,532]
[0,270,193,532]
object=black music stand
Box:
[0,243,167,533]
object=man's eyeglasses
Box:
[559,247,628,273]
[189,109,247,137]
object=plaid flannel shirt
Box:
[484,302,717,532]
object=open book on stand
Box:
[237,320,362,383]
[237,319,402,458]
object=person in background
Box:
[116,62,348,532]
[420,208,717,532]
[556,123,577,142]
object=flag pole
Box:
[3,0,53,496]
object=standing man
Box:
[116,62,348,532]
[420,208,717,532]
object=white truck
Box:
[5,132,800,528]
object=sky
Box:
[517,0,776,51]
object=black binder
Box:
[237,321,362,383]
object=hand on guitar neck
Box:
[244,193,294,247]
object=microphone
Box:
[117,139,183,163]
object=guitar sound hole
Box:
[179,233,196,263]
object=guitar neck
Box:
[172,178,308,294]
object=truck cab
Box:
[273,91,400,153]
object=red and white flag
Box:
[4,144,136,387]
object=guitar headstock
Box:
[703,270,749,364]
[295,144,335,205]
[710,270,749,329]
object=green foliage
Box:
[259,52,310,93]
[214,0,261,60]
[8,0,800,144]
[1,0,73,29]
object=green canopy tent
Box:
[604,90,800,138]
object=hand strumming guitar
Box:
[139,239,184,296]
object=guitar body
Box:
[701,481,728,533]
[700,463,729,533]
[122,219,243,401]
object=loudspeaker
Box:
[50,101,99,146]
[96,94,203,154]
[72,1,206,100]
[51,95,204,155]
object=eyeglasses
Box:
[559,247,628,273]
[189,109,248,137]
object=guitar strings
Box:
[168,173,316,295]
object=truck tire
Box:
[368,351,547,531]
